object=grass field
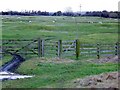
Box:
[1,15,119,88]
[1,15,118,43]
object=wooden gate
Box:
[1,39,38,59]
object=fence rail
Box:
[0,39,119,59]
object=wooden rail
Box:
[1,39,119,59]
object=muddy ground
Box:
[73,71,119,88]
[73,56,119,88]
[88,56,119,64]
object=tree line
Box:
[0,10,119,18]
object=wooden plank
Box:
[62,44,75,47]
[62,40,75,43]
[81,48,97,50]
[63,48,75,52]
[81,44,94,46]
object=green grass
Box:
[1,15,119,88]
[2,15,118,44]
[0,55,12,66]
[2,58,118,88]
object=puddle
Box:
[0,71,33,81]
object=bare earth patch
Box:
[72,56,119,88]
[88,56,119,64]
[73,71,119,88]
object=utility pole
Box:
[80,4,82,16]
[74,4,82,39]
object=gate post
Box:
[38,38,41,57]
[97,43,100,59]
[58,40,62,58]
[41,40,44,57]
[38,38,44,57]
[75,39,80,59]
[115,42,118,55]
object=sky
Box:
[0,0,119,12]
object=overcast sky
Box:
[0,0,119,12]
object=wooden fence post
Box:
[75,39,80,59]
[97,43,100,59]
[58,40,62,58]
[38,38,41,57]
[38,38,44,57]
[115,42,118,55]
[41,40,44,57]
[118,43,120,60]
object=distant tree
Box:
[101,10,109,18]
[0,10,119,18]
[56,11,62,16]
[64,7,74,16]
[92,11,102,17]
[109,12,118,18]
[85,12,92,16]
[37,11,41,15]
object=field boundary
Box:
[1,39,119,59]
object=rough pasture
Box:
[1,15,118,44]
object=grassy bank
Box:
[2,57,118,88]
